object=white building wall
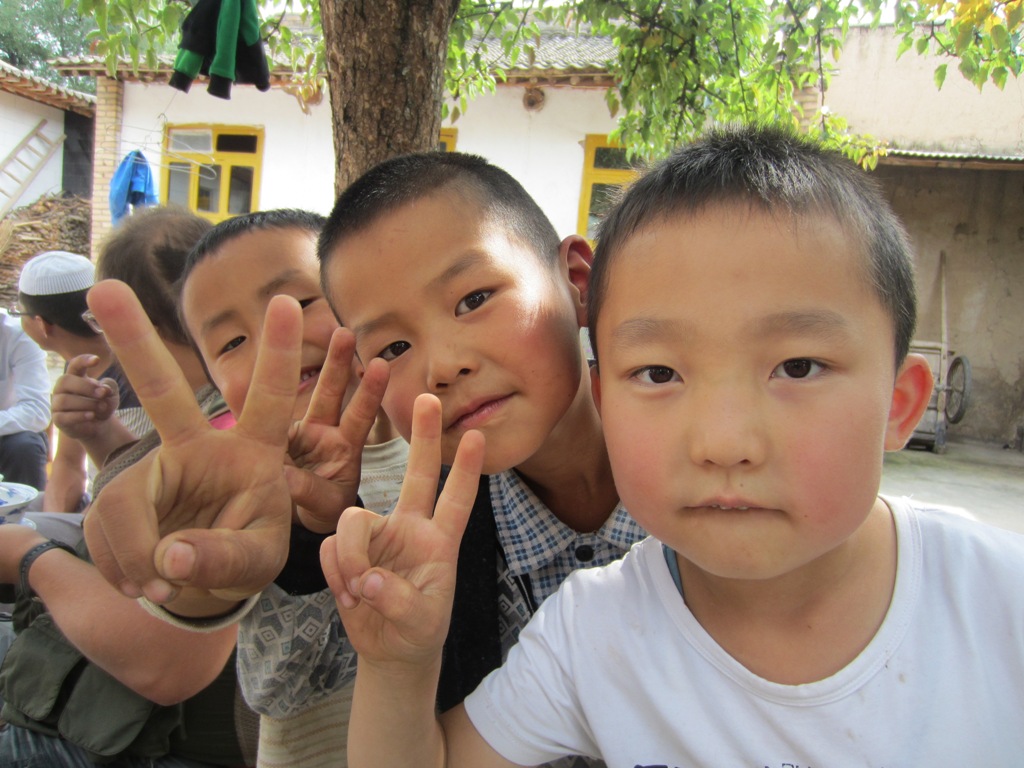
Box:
[826,25,1024,154]
[120,80,618,235]
[0,91,65,209]
[120,82,335,215]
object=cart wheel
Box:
[944,355,971,425]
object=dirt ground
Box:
[881,438,1024,535]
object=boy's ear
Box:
[558,235,594,328]
[590,364,602,415]
[884,353,934,451]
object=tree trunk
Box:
[319,0,459,194]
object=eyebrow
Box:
[351,253,485,339]
[199,269,308,339]
[608,310,850,350]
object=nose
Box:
[686,383,766,469]
[425,339,474,391]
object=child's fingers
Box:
[433,429,485,541]
[394,394,445,518]
[64,353,103,378]
[284,465,348,529]
[235,295,301,448]
[338,356,389,445]
[324,506,386,608]
[302,328,354,425]
[87,280,209,445]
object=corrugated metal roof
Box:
[882,146,1024,170]
[0,60,95,117]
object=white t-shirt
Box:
[465,496,1024,767]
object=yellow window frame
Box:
[438,127,458,152]
[161,124,264,225]
[576,135,639,241]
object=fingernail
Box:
[161,541,196,581]
[338,590,357,609]
[361,572,384,599]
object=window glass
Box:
[168,129,213,153]
[167,162,191,207]
[217,134,259,154]
[228,167,254,214]
[196,165,222,213]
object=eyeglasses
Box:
[6,306,30,318]
[81,309,103,334]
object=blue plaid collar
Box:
[489,469,642,577]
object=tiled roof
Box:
[0,60,95,117]
[52,24,616,86]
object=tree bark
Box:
[319,0,459,194]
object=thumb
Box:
[154,527,290,601]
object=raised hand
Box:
[50,354,121,442]
[321,394,485,666]
[83,279,298,608]
[285,327,389,533]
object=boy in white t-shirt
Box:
[322,124,1024,766]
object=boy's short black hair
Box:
[317,152,562,297]
[18,289,95,338]
[177,208,326,351]
[588,125,918,368]
[97,206,211,345]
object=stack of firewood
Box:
[0,195,92,307]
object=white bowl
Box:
[0,482,39,523]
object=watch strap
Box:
[19,540,77,599]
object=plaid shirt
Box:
[490,469,647,649]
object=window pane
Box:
[196,165,222,213]
[227,166,254,214]
[594,146,636,171]
[586,183,622,239]
[168,129,213,153]
[167,162,191,207]
[217,134,258,153]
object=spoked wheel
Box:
[944,355,972,425]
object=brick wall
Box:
[90,76,123,259]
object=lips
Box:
[445,394,512,432]
[297,365,321,393]
[689,497,769,513]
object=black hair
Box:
[317,152,561,306]
[177,209,326,351]
[96,206,212,345]
[588,124,917,368]
[18,288,94,337]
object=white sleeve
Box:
[0,324,51,436]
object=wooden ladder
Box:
[0,119,66,218]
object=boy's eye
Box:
[297,297,320,309]
[219,336,245,355]
[455,290,491,316]
[632,366,680,385]
[772,358,824,379]
[378,341,411,361]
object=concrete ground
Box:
[881,438,1024,535]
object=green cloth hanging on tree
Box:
[169,0,271,99]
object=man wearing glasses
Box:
[12,251,147,513]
